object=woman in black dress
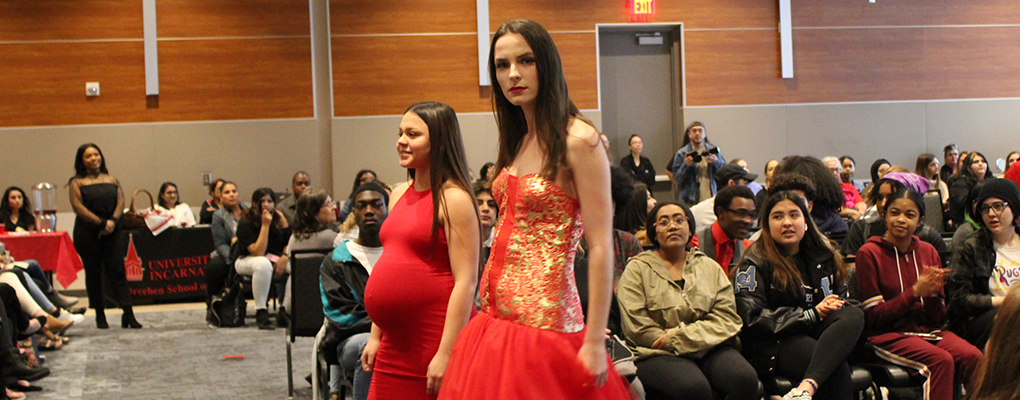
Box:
[68,143,141,329]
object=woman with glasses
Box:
[618,202,757,400]
[948,178,1020,350]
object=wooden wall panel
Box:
[157,39,314,121]
[0,0,142,41]
[488,0,777,31]
[0,42,150,126]
[159,0,310,38]
[923,27,1020,99]
[793,0,1020,27]
[330,0,476,35]
[332,32,595,116]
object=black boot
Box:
[276,307,289,328]
[121,307,142,329]
[0,349,49,382]
[95,308,108,329]
[256,309,274,330]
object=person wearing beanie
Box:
[947,178,1020,349]
[857,189,982,400]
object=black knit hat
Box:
[975,178,1020,226]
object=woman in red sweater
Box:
[856,189,982,400]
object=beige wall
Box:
[682,99,1020,183]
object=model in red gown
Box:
[363,184,452,400]
[438,170,629,399]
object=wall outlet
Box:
[86,82,100,96]
[202,173,212,186]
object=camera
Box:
[687,147,720,163]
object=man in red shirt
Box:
[694,185,756,274]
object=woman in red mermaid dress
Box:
[439,19,629,400]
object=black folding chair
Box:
[287,248,332,400]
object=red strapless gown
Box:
[438,170,629,400]
[364,185,451,400]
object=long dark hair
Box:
[348,170,377,199]
[749,190,849,296]
[157,182,177,209]
[617,183,650,234]
[870,158,891,184]
[0,187,33,225]
[243,187,284,232]
[971,286,1020,400]
[68,143,109,184]
[404,101,479,244]
[490,19,594,180]
[958,151,993,182]
[680,121,708,148]
[774,156,843,214]
[292,188,331,240]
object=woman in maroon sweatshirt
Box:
[856,189,983,400]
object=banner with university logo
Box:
[113,227,214,304]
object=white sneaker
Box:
[58,311,85,325]
[782,390,812,400]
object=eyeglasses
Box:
[655,216,688,228]
[978,201,1009,216]
[724,208,757,220]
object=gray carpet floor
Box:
[27,306,316,400]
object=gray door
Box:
[598,26,681,201]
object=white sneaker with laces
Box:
[782,389,812,400]
[58,310,85,325]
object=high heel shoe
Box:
[95,309,108,329]
[43,314,72,335]
[121,308,142,329]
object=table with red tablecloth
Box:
[0,232,84,289]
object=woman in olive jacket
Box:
[618,201,757,400]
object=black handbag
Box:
[209,276,246,328]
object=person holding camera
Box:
[671,121,725,205]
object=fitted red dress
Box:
[439,170,629,400]
[364,184,452,400]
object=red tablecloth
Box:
[0,232,83,288]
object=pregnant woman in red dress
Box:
[361,101,480,400]
[438,20,629,399]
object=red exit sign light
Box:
[631,0,655,16]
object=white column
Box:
[779,0,794,79]
[143,0,159,95]
[477,0,490,86]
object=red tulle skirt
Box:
[438,312,630,400]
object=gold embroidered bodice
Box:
[480,169,585,333]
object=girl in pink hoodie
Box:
[856,189,982,400]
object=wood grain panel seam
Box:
[685,97,1020,109]
[794,24,1020,30]
[0,118,317,131]
[332,32,476,37]
[159,35,311,41]
[0,39,143,45]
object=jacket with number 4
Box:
[730,244,850,374]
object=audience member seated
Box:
[0,257,74,347]
[774,156,849,237]
[276,171,310,226]
[233,187,291,330]
[969,285,1020,400]
[618,202,758,400]
[617,183,656,246]
[474,185,498,270]
[732,190,864,400]
[1000,151,1019,178]
[755,159,780,211]
[606,166,644,289]
[690,163,757,232]
[947,179,1020,350]
[1006,159,1020,188]
[199,178,225,225]
[839,155,865,195]
[0,283,51,396]
[474,162,496,190]
[620,134,656,188]
[320,183,388,400]
[338,170,378,223]
[671,121,725,205]
[0,187,34,232]
[917,153,950,206]
[949,152,994,229]
[841,175,947,265]
[281,187,339,327]
[731,158,763,195]
[695,185,755,274]
[0,254,77,310]
[951,181,987,252]
[856,189,982,400]
[154,182,196,228]
[940,144,959,184]
[207,182,248,302]
[824,156,865,221]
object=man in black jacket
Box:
[320,182,387,400]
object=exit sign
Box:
[631,0,655,16]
